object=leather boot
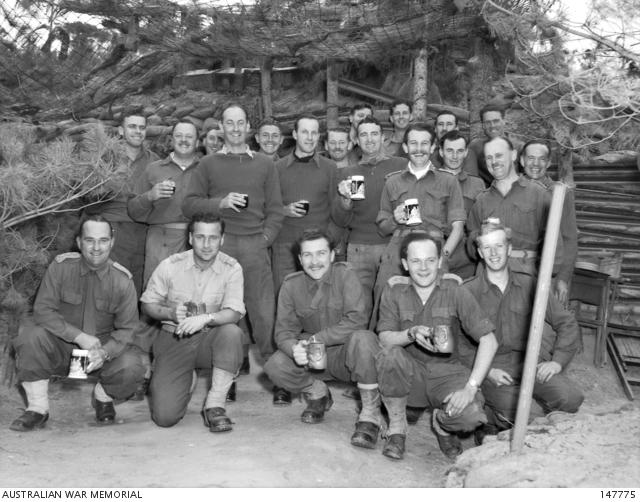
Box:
[351,387,382,449]
[381,395,408,460]
[301,388,333,424]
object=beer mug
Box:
[68,349,89,379]
[307,341,327,370]
[350,175,365,200]
[404,198,422,226]
[433,325,453,353]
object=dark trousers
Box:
[110,221,147,298]
[14,321,144,400]
[150,324,243,427]
[376,345,486,432]
[222,233,276,360]
[481,373,584,430]
[264,330,380,393]
[271,239,298,293]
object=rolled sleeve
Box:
[376,283,402,333]
[221,264,246,316]
[455,287,496,343]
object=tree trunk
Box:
[326,59,339,129]
[558,148,574,186]
[413,48,428,121]
[468,37,496,139]
[260,57,273,118]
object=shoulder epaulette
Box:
[384,170,404,180]
[111,261,133,279]
[168,252,189,263]
[387,275,410,286]
[55,252,80,263]
[442,272,463,285]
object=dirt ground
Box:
[1,333,638,488]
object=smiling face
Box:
[477,228,511,272]
[521,143,551,180]
[119,115,146,149]
[204,129,222,154]
[357,122,383,156]
[440,137,468,172]
[403,129,436,169]
[256,125,283,155]
[189,221,223,266]
[484,137,517,181]
[293,118,320,156]
[325,130,350,162]
[482,110,505,139]
[221,106,250,149]
[172,122,198,157]
[390,104,412,131]
[402,239,440,290]
[349,107,372,128]
[435,113,457,140]
[299,237,334,281]
[76,220,114,270]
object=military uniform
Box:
[14,253,144,400]
[462,269,584,430]
[376,274,495,432]
[264,262,380,392]
[140,249,245,427]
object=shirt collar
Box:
[80,259,110,279]
[406,160,434,180]
[185,250,223,274]
[284,151,321,167]
[219,144,255,158]
[478,267,522,293]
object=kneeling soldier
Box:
[140,213,245,432]
[11,215,144,431]
[264,228,383,449]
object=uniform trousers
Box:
[144,225,188,285]
[346,242,387,318]
[14,322,144,400]
[264,330,380,392]
[110,221,147,298]
[222,233,276,360]
[150,323,243,427]
[481,373,584,430]
[376,345,486,432]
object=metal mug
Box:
[433,325,453,353]
[307,341,327,370]
[68,349,89,379]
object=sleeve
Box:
[274,281,304,357]
[261,160,285,245]
[32,263,82,343]
[446,177,466,225]
[139,260,170,305]
[329,167,353,228]
[376,179,397,237]
[181,157,222,218]
[543,294,581,368]
[126,165,155,222]
[376,283,402,333]
[221,264,246,316]
[455,286,497,343]
[313,269,368,346]
[102,278,139,357]
[463,147,480,178]
[466,198,482,257]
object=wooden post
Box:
[260,57,273,119]
[326,59,339,129]
[412,48,428,120]
[511,182,567,453]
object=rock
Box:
[146,114,163,126]
[172,105,195,118]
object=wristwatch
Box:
[206,312,217,326]
[407,328,416,343]
[467,377,479,391]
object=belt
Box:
[510,249,538,259]
[154,222,189,230]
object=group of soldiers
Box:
[10,100,584,462]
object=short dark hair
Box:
[188,213,225,235]
[439,130,468,149]
[171,120,198,136]
[484,135,514,153]
[326,127,350,139]
[77,214,114,239]
[121,110,146,127]
[221,103,249,121]
[479,104,505,122]
[295,227,334,255]
[403,122,436,145]
[400,231,442,261]
[256,117,281,133]
[389,99,413,115]
[356,116,382,135]
[520,139,551,160]
[435,110,458,127]
[350,103,373,115]
[293,115,319,133]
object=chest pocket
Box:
[61,290,82,306]
[432,306,453,327]
[95,297,118,314]
[422,189,449,226]
[504,302,531,351]
[510,199,539,244]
